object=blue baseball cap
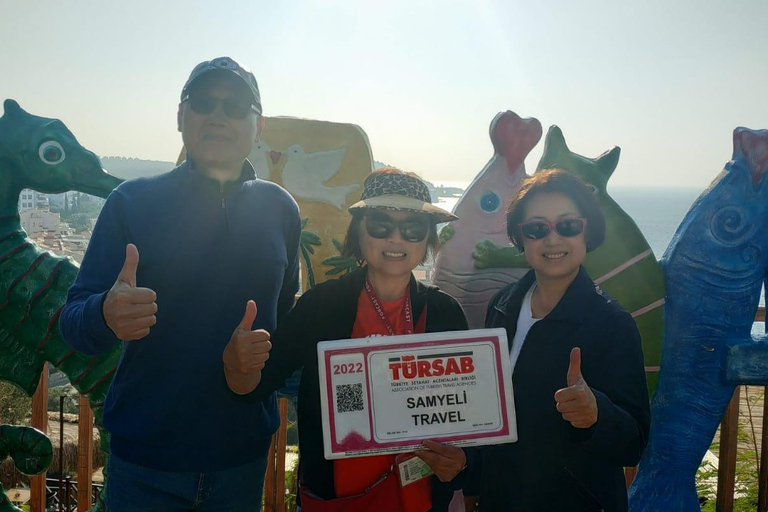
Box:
[181,57,262,114]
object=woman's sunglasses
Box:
[181,94,259,120]
[365,213,430,243]
[518,217,587,240]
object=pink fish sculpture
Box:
[432,111,542,328]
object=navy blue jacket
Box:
[60,160,301,471]
[466,267,650,512]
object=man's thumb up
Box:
[118,243,140,287]
[223,300,272,387]
[104,243,158,341]
[567,347,583,387]
[238,300,258,331]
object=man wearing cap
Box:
[60,57,300,511]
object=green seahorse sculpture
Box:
[472,126,664,395]
[0,99,123,511]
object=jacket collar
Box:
[177,158,257,192]
[494,266,597,324]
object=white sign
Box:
[317,328,516,459]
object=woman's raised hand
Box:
[554,347,598,428]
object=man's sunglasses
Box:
[181,94,259,120]
[518,217,587,240]
[365,213,430,243]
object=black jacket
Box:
[250,267,469,507]
[466,267,650,512]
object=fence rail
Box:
[43,477,103,512]
[17,391,289,512]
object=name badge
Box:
[396,453,434,486]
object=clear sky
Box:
[1,0,766,188]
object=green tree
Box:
[47,385,78,414]
[0,382,31,425]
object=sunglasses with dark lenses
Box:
[518,217,587,240]
[365,213,430,243]
[182,95,259,120]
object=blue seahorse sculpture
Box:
[629,127,768,510]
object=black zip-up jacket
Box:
[249,267,469,508]
[465,267,650,512]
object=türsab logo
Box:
[388,352,475,380]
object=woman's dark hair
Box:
[506,169,606,252]
[342,210,440,265]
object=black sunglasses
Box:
[518,217,587,240]
[364,212,430,243]
[181,94,259,120]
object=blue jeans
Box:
[106,452,268,512]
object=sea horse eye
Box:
[586,184,599,195]
[39,141,66,165]
[480,191,500,213]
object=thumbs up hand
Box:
[554,347,598,429]
[223,301,272,377]
[103,244,158,341]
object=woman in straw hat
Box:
[232,168,469,511]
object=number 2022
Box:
[333,363,363,375]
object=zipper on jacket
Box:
[563,466,604,511]
[220,183,230,233]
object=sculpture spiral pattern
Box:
[710,206,753,245]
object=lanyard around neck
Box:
[364,277,413,336]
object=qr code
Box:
[336,383,364,413]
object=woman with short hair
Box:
[464,169,650,512]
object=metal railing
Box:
[43,477,102,512]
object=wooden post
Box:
[756,306,767,512]
[30,363,48,512]
[717,387,741,512]
[758,391,768,512]
[276,398,288,512]
[77,395,93,512]
[624,466,637,489]
[264,398,290,512]
[59,396,64,511]
[264,434,277,512]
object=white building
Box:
[18,190,49,212]
[20,209,72,236]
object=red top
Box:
[334,287,431,512]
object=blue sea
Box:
[610,187,765,326]
[609,186,701,259]
[437,186,702,258]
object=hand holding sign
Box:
[415,439,467,482]
[223,301,272,375]
[103,244,158,341]
[554,347,598,429]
